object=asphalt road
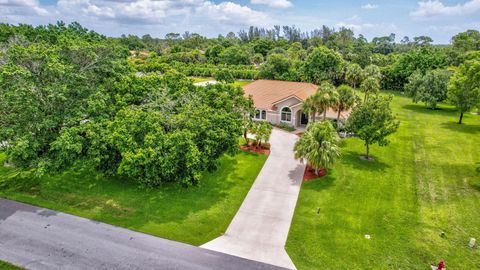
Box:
[0,198,287,270]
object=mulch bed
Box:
[240,143,270,155]
[303,165,327,182]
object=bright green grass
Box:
[0,151,266,246]
[189,77,253,87]
[232,80,253,87]
[286,91,480,269]
[189,76,213,83]
[0,261,22,270]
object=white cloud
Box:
[251,0,293,9]
[197,1,272,26]
[0,0,49,16]
[410,0,480,19]
[361,3,378,9]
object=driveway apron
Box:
[202,128,305,270]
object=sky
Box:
[1,0,479,44]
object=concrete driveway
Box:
[0,198,287,270]
[202,128,305,270]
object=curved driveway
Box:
[202,128,305,270]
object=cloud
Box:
[197,1,272,26]
[0,0,49,16]
[410,0,480,19]
[361,3,378,9]
[250,0,293,8]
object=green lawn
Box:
[0,260,22,270]
[232,80,253,87]
[189,76,253,87]
[189,76,214,83]
[286,92,480,269]
[0,151,266,246]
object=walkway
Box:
[202,128,305,270]
[0,198,287,270]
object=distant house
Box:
[243,80,348,128]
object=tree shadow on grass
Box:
[402,104,457,115]
[341,151,391,172]
[0,152,263,245]
[440,122,480,134]
[302,174,335,192]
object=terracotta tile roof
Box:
[243,80,318,110]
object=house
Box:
[243,80,349,128]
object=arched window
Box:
[261,110,267,120]
[281,107,292,122]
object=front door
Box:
[301,112,309,125]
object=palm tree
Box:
[364,64,382,81]
[361,77,380,103]
[345,63,364,89]
[333,85,358,122]
[294,121,340,175]
[302,96,317,123]
[315,82,338,120]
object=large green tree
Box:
[301,46,342,84]
[346,95,399,159]
[405,69,450,109]
[447,60,480,124]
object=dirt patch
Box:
[360,155,375,161]
[240,143,270,155]
[303,165,327,182]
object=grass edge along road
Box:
[0,151,267,246]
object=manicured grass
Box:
[286,92,480,269]
[0,151,267,246]
[0,260,22,270]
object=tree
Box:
[452,30,480,52]
[447,60,480,124]
[214,69,235,83]
[219,45,253,65]
[361,77,380,102]
[333,85,357,122]
[302,96,317,123]
[294,121,340,175]
[364,64,382,81]
[405,69,450,109]
[251,53,264,66]
[346,95,399,160]
[315,82,338,120]
[301,46,342,84]
[345,63,364,89]
[259,53,291,80]
[252,122,273,148]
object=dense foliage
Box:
[0,23,248,186]
[125,25,479,94]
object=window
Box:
[254,109,267,120]
[281,107,292,122]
